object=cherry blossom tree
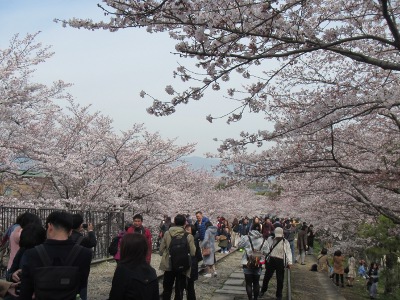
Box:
[0,34,199,213]
[0,33,70,176]
[59,0,400,229]
[60,0,400,121]
[2,33,268,228]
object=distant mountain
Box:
[182,156,221,174]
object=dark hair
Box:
[321,248,328,255]
[19,223,46,248]
[252,223,261,232]
[20,212,41,228]
[124,223,132,231]
[120,233,147,265]
[334,250,342,256]
[301,224,308,231]
[133,214,143,221]
[174,214,186,226]
[370,262,378,269]
[72,214,84,230]
[16,213,26,225]
[205,221,213,229]
[195,211,202,215]
[46,211,73,232]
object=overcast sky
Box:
[0,0,272,157]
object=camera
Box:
[82,223,88,229]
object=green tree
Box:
[359,215,400,296]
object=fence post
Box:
[287,267,291,300]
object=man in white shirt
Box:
[260,227,292,300]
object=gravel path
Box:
[87,249,284,300]
[87,248,239,300]
[87,252,163,300]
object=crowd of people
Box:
[0,210,97,300]
[0,211,382,300]
[156,213,306,300]
[315,246,380,299]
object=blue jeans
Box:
[289,240,295,264]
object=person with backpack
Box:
[260,227,292,300]
[18,211,92,300]
[237,223,267,300]
[69,213,97,300]
[109,233,159,300]
[159,214,196,300]
[126,214,152,264]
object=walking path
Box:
[290,253,346,300]
[195,250,347,300]
[88,246,352,299]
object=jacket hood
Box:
[248,230,263,239]
[168,226,186,237]
[207,226,218,234]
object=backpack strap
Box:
[76,236,84,245]
[259,238,266,251]
[245,235,255,261]
[265,238,282,259]
[248,235,255,251]
[35,245,52,267]
[36,244,83,267]
[65,244,83,266]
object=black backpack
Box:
[169,232,191,272]
[34,244,83,300]
[108,236,120,256]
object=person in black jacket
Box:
[109,233,159,300]
[70,213,97,300]
[184,224,202,300]
[19,211,92,300]
[70,214,97,249]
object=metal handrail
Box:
[287,267,292,300]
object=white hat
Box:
[274,227,283,238]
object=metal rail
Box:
[287,267,292,300]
